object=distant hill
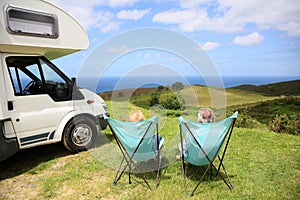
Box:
[230,79,300,96]
[99,84,276,108]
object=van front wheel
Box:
[63,117,97,152]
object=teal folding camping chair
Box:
[104,115,164,190]
[178,112,238,196]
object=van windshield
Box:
[6,56,72,101]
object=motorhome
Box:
[0,0,109,161]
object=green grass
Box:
[3,101,295,200]
[0,94,299,199]
[30,126,299,199]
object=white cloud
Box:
[153,8,243,33]
[47,0,300,36]
[93,11,120,33]
[278,21,300,37]
[153,0,300,36]
[108,0,140,7]
[153,9,199,24]
[233,32,264,46]
[47,0,141,33]
[117,8,151,20]
[106,45,132,54]
[144,53,150,58]
[201,42,221,50]
[47,0,118,32]
[179,0,211,9]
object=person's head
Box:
[198,108,215,123]
[129,109,144,122]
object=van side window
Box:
[5,6,58,38]
[6,56,72,101]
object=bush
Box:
[149,92,160,107]
[268,114,300,135]
[171,82,184,91]
[133,100,150,109]
[165,110,182,117]
[235,110,262,129]
[157,85,164,91]
[160,93,184,110]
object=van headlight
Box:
[101,102,108,112]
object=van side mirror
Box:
[70,77,84,100]
[71,77,77,89]
[70,77,77,95]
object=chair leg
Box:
[155,150,162,189]
[217,161,234,190]
[211,161,233,190]
[114,156,125,185]
[181,158,189,196]
[114,156,132,186]
[210,165,213,180]
[128,164,132,184]
[190,163,212,196]
[143,174,152,190]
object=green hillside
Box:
[100,80,299,135]
[100,85,276,108]
[230,79,300,96]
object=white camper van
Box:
[0,0,109,161]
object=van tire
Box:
[62,117,97,152]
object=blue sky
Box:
[49,0,300,82]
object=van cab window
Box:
[6,56,72,101]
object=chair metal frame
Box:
[107,119,162,190]
[179,117,236,196]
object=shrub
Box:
[160,93,185,110]
[165,109,182,117]
[157,85,164,91]
[171,82,184,91]
[268,114,300,135]
[149,92,160,107]
[118,91,123,97]
[235,110,261,129]
[133,100,150,109]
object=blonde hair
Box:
[129,110,144,122]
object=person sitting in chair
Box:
[129,109,145,122]
[178,108,216,159]
[129,109,163,154]
[198,108,216,123]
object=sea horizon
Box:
[76,75,300,94]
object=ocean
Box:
[76,75,300,94]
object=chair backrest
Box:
[178,112,238,166]
[105,115,158,162]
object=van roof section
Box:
[0,0,89,59]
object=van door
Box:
[4,55,75,148]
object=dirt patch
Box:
[0,143,71,199]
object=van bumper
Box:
[0,121,19,161]
[97,113,109,130]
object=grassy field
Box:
[0,83,299,199]
[0,105,299,199]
